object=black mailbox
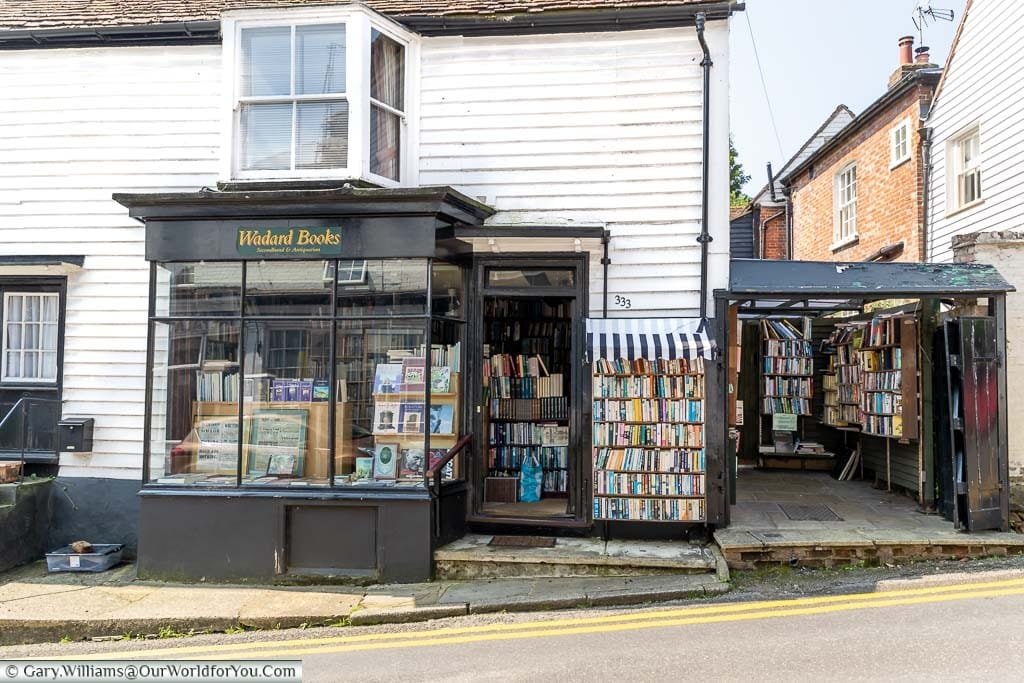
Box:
[58,418,94,453]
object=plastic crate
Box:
[45,544,123,573]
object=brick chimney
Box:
[889,35,917,87]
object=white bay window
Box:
[227,8,411,184]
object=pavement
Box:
[0,560,728,646]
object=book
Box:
[401,358,426,391]
[429,404,454,434]
[373,401,400,434]
[398,402,425,434]
[400,448,425,478]
[373,363,404,395]
[430,367,451,393]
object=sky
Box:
[730,0,967,196]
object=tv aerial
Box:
[913,1,955,47]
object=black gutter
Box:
[0,3,744,49]
[406,3,742,36]
[695,11,713,319]
[0,21,220,50]
[602,232,611,318]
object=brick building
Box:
[747,105,853,260]
[783,37,940,263]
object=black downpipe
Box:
[921,126,933,262]
[601,231,610,318]
[696,12,713,319]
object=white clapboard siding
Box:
[927,1,1024,262]
[0,44,221,481]
[418,25,731,316]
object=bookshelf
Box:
[484,353,569,496]
[482,297,572,502]
[760,319,814,416]
[369,343,462,482]
[592,357,706,522]
[824,324,863,428]
[858,315,919,440]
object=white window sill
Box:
[890,155,911,171]
[830,234,859,252]
[946,198,984,219]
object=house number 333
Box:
[614,295,632,309]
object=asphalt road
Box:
[6,575,1024,682]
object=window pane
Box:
[5,352,19,378]
[6,324,20,351]
[7,295,21,322]
[245,261,334,316]
[428,318,465,482]
[296,101,349,169]
[158,262,242,317]
[149,320,240,487]
[42,352,57,378]
[335,319,427,488]
[242,320,331,488]
[370,106,401,180]
[370,30,404,110]
[487,268,575,288]
[240,103,292,171]
[336,259,428,316]
[296,24,346,95]
[240,27,291,97]
[432,262,464,318]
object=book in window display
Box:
[245,408,308,479]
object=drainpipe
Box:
[601,231,610,318]
[696,12,713,319]
[920,126,933,262]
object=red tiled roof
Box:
[0,0,721,31]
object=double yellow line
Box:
[50,576,1024,660]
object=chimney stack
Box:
[915,46,931,64]
[898,35,914,65]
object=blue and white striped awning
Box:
[586,318,714,361]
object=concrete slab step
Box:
[434,534,717,580]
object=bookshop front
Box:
[720,259,1014,541]
[119,186,719,583]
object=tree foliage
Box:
[729,135,751,207]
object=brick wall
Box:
[788,83,934,262]
[759,206,788,259]
[953,231,1024,508]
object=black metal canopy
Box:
[728,259,1014,301]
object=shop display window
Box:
[146,258,463,490]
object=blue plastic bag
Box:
[519,454,543,503]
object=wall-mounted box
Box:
[58,418,94,453]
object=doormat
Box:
[778,503,843,522]
[489,535,557,548]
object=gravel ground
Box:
[3,553,1024,660]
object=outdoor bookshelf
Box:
[760,318,814,416]
[827,324,863,428]
[591,356,706,522]
[858,315,919,440]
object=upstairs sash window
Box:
[238,24,349,172]
[369,30,405,180]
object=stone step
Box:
[434,534,718,580]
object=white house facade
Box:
[0,0,736,581]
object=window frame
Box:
[832,162,858,250]
[948,125,983,215]
[889,117,911,169]
[144,258,466,492]
[1,291,61,384]
[222,7,415,186]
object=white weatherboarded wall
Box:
[926,0,1024,262]
[417,24,731,317]
[0,45,222,480]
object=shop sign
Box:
[236,227,343,257]
[772,413,798,432]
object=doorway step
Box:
[434,533,724,581]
